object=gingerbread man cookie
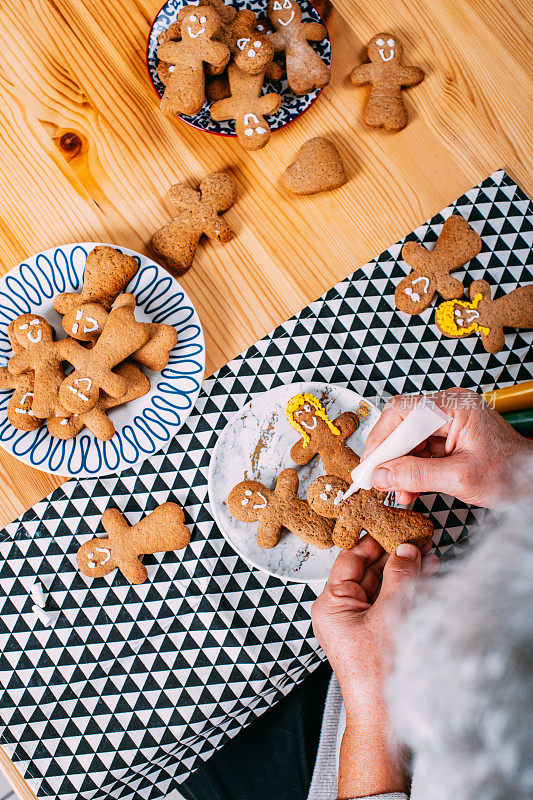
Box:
[266,0,329,95]
[54,246,139,315]
[210,64,282,150]
[77,502,190,583]
[395,215,482,315]
[435,279,533,354]
[1,321,43,431]
[48,362,150,440]
[157,5,230,116]
[151,171,237,275]
[228,468,334,550]
[286,393,360,483]
[7,315,66,419]
[59,304,149,413]
[308,475,433,553]
[350,33,424,131]
[62,294,179,372]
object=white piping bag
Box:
[343,399,451,499]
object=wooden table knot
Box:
[57,132,83,160]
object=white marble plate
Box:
[208,381,381,584]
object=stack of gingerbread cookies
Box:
[156,0,330,150]
[0,246,178,441]
[228,392,434,554]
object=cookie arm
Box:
[333,411,359,439]
[6,351,32,376]
[434,273,465,301]
[210,98,237,121]
[266,31,286,52]
[302,22,327,41]
[157,41,182,62]
[290,438,318,466]
[203,40,231,71]
[350,62,374,86]
[399,65,425,87]
[259,92,283,117]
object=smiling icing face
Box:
[63,303,105,341]
[229,481,271,523]
[77,539,115,577]
[404,275,430,303]
[368,34,402,64]
[182,9,217,40]
[242,112,268,140]
[294,402,319,431]
[269,0,300,27]
[15,314,53,347]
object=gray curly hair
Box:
[388,501,533,800]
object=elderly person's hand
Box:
[363,387,533,508]
[312,536,438,796]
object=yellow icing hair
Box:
[435,293,490,338]
[285,393,340,447]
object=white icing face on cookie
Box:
[15,315,52,347]
[404,275,430,304]
[453,305,479,329]
[63,303,106,341]
[269,0,300,28]
[13,391,35,417]
[229,482,271,523]
[294,402,319,432]
[242,112,268,140]
[368,34,402,64]
[77,540,115,577]
[185,13,208,38]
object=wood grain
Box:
[0,0,531,795]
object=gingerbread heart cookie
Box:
[282,137,347,194]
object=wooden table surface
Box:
[0,0,531,795]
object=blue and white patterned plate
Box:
[147,0,332,136]
[0,243,205,478]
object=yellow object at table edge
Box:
[482,380,533,413]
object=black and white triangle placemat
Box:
[0,169,531,800]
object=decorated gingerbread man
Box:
[350,33,424,131]
[62,294,179,372]
[59,304,149,413]
[308,475,433,552]
[228,468,334,550]
[157,5,230,116]
[48,362,150,441]
[7,315,66,419]
[210,64,282,150]
[266,0,330,95]
[395,215,482,315]
[77,502,190,583]
[435,279,533,354]
[286,393,360,483]
[151,171,237,275]
[0,321,43,431]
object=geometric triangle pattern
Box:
[0,169,531,800]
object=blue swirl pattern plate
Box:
[0,244,205,478]
[147,0,332,136]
